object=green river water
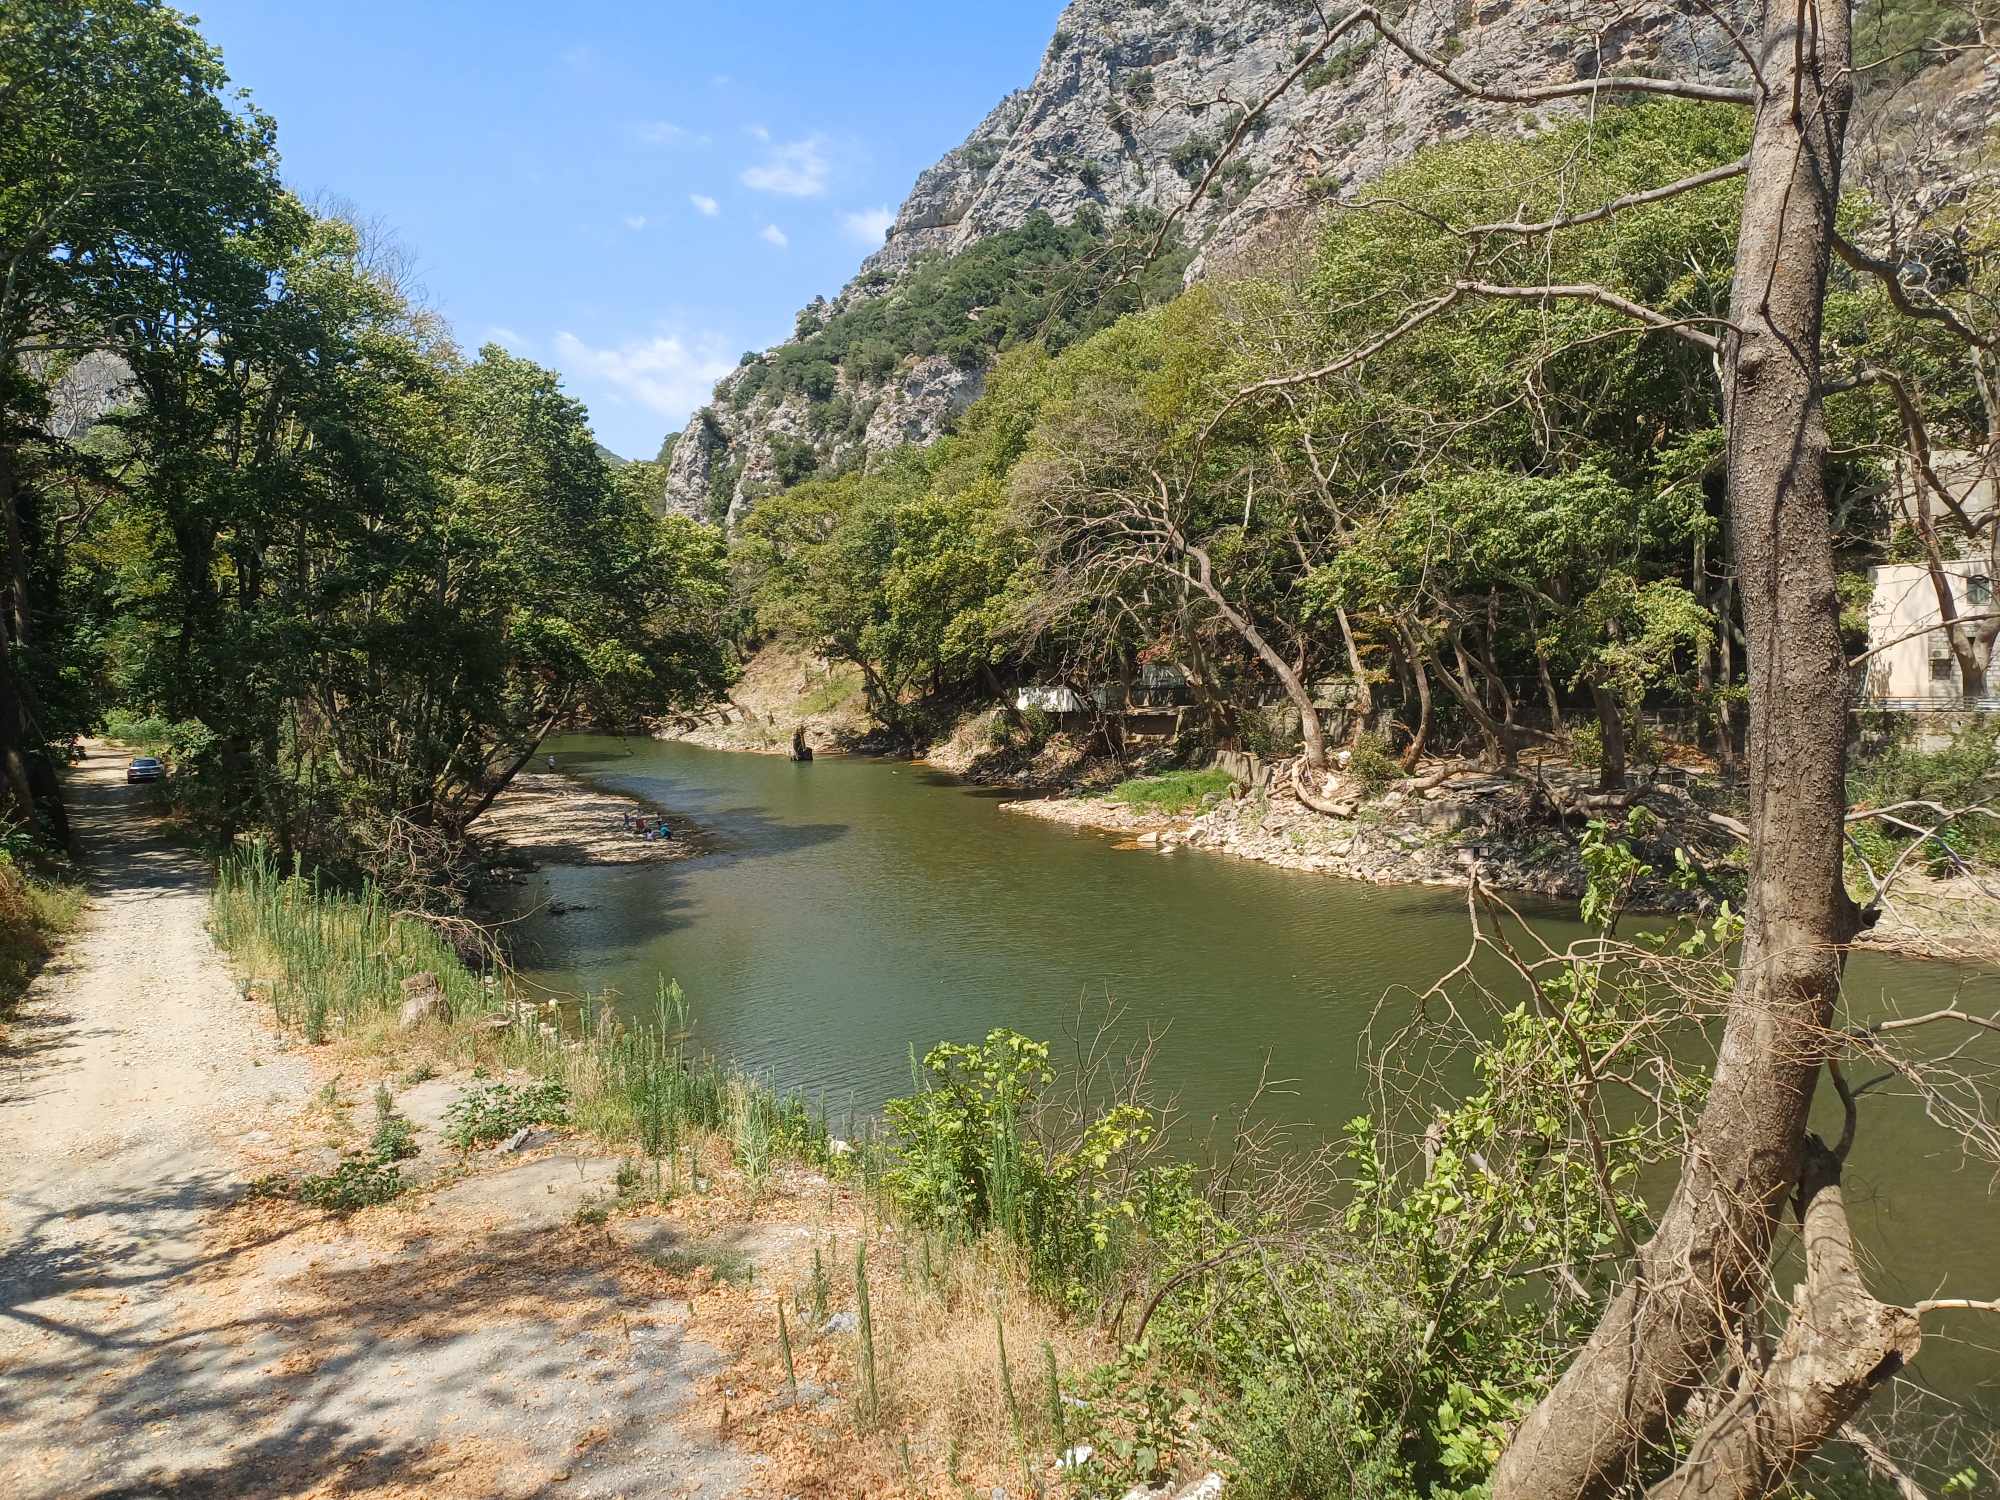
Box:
[516,734,1998,1415]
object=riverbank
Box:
[657,644,2000,965]
[1002,765,1685,904]
[1005,772,2000,965]
[658,643,874,758]
[2,765,1191,1497]
[203,845,1232,1500]
[478,767,709,869]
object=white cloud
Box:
[636,120,709,148]
[689,192,720,217]
[484,325,528,350]
[841,206,896,247]
[622,214,648,231]
[745,123,771,143]
[741,135,828,197]
[759,223,790,249]
[552,330,735,423]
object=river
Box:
[516,733,1999,1415]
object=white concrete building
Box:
[1861,560,1998,707]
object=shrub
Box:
[1346,735,1402,792]
[443,1077,572,1150]
[369,1084,418,1161]
[0,856,83,1015]
[296,1152,406,1211]
[883,1029,1168,1299]
[1169,135,1218,181]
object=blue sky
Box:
[190,1,1064,458]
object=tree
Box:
[1014,286,1350,771]
[0,0,285,833]
[1163,2,1997,1493]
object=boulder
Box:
[397,971,450,1027]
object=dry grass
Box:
[691,1226,1114,1499]
[0,860,85,1023]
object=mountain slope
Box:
[661,0,1750,526]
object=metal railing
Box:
[1854,694,2000,713]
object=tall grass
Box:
[210,845,831,1166]
[0,858,84,1019]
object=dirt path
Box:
[0,752,314,1493]
[0,754,763,1499]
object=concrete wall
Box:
[1863,561,1996,702]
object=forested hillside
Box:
[661,0,1756,525]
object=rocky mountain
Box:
[662,0,1754,527]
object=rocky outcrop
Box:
[661,0,1751,525]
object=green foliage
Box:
[1853,0,1986,82]
[0,857,84,1018]
[369,1084,419,1162]
[883,1029,1167,1298]
[1849,722,2000,869]
[1346,734,1402,792]
[443,1077,572,1151]
[295,1152,407,1212]
[1305,37,1375,89]
[741,211,1188,413]
[5,5,737,894]
[1107,767,1235,813]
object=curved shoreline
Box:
[477,768,711,868]
[1002,788,2000,967]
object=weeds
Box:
[370,1083,418,1161]
[214,846,833,1176]
[1105,767,1234,814]
[442,1077,571,1150]
[294,1152,406,1211]
[652,1243,755,1284]
[855,1240,880,1426]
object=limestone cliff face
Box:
[662,0,1748,526]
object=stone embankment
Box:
[1006,760,1649,903]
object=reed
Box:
[778,1302,799,1404]
[211,846,832,1169]
[856,1240,880,1427]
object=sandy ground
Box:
[0,752,767,1499]
[481,769,707,867]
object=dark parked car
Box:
[126,756,164,784]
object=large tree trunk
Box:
[0,440,45,829]
[1644,1141,1919,1500]
[1493,6,1860,1497]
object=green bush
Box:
[883,1029,1168,1299]
[0,855,83,1016]
[1107,767,1235,813]
[296,1152,406,1211]
[443,1077,572,1150]
[1346,735,1402,792]
[1849,722,2000,868]
[750,211,1189,419]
